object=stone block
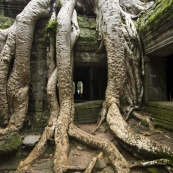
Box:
[38,43,47,49]
[0,132,21,157]
[74,100,103,124]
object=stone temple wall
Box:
[28,15,105,129]
[0,0,30,18]
[138,1,173,102]
[29,19,48,113]
[144,56,167,102]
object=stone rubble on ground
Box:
[22,135,40,146]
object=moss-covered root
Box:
[69,123,130,173]
[106,101,173,160]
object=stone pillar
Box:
[144,55,167,102]
[29,19,48,113]
[144,56,150,103]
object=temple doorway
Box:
[73,67,107,102]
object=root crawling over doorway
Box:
[0,0,173,172]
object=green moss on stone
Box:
[76,15,99,52]
[57,1,62,10]
[138,0,173,36]
[31,111,50,132]
[77,15,97,29]
[0,132,21,156]
[77,15,91,28]
[80,28,98,41]
[143,101,173,131]
[74,101,103,124]
[148,167,159,173]
[0,15,14,29]
[46,19,58,34]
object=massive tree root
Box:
[0,0,173,173]
[0,0,49,139]
[0,23,16,125]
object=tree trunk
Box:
[0,0,173,172]
[0,0,49,140]
[54,1,77,172]
[0,23,16,124]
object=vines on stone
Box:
[0,0,173,172]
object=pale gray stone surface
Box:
[22,135,40,146]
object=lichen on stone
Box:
[46,19,58,34]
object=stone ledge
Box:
[138,0,173,57]
[141,21,173,57]
[74,51,107,67]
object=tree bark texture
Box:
[0,0,49,140]
[0,0,173,173]
[54,0,76,172]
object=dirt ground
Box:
[0,116,173,173]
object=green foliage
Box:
[57,1,62,10]
[0,15,14,29]
[138,0,173,36]
[46,19,58,34]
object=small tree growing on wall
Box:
[0,0,173,172]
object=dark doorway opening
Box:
[166,54,173,101]
[73,67,107,102]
